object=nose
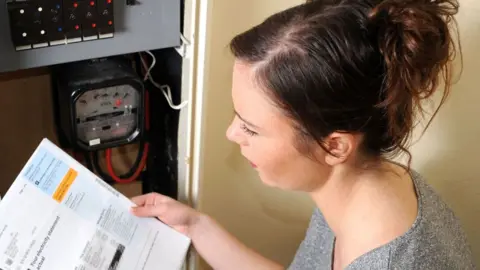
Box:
[226,117,248,146]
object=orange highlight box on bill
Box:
[52,168,78,203]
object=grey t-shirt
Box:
[288,170,476,270]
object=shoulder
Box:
[374,170,476,269]
[410,169,467,241]
[390,170,476,269]
[290,170,476,270]
[346,170,476,270]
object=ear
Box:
[323,132,357,166]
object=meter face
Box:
[75,84,140,146]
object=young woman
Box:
[131,0,476,269]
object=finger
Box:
[130,192,165,206]
[130,194,151,206]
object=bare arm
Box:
[189,214,284,270]
[130,193,283,270]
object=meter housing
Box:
[53,56,145,151]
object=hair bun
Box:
[367,0,459,152]
[368,0,459,74]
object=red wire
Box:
[106,90,150,183]
[106,144,149,183]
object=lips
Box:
[242,153,257,168]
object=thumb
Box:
[131,204,166,218]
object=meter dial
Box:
[75,85,141,146]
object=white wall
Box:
[195,0,480,268]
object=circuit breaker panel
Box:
[0,0,180,73]
[6,0,115,51]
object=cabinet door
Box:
[188,0,315,268]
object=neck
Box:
[309,161,391,237]
[309,161,418,267]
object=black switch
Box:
[126,0,135,6]
[32,26,49,44]
[11,25,34,47]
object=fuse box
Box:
[0,0,180,73]
[6,0,115,51]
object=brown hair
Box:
[229,0,460,164]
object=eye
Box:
[241,123,257,136]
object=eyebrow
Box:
[235,110,260,129]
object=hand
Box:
[130,192,200,237]
[131,195,283,270]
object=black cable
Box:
[91,150,114,183]
[83,151,94,172]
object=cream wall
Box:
[407,0,480,264]
[196,0,480,268]
[195,0,312,267]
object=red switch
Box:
[108,20,113,25]
[115,99,122,106]
[90,1,95,6]
[107,0,112,3]
[75,25,80,30]
[73,2,78,7]
[92,23,97,28]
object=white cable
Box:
[143,51,155,81]
[180,33,191,45]
[139,51,188,110]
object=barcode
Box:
[5,258,13,266]
[95,178,119,198]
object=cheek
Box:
[257,145,305,188]
[246,139,329,191]
[245,138,296,175]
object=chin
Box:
[257,173,278,187]
[259,174,312,192]
[258,174,294,190]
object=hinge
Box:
[184,156,191,165]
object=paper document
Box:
[0,138,191,270]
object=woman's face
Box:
[226,60,332,192]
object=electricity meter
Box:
[53,57,144,151]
